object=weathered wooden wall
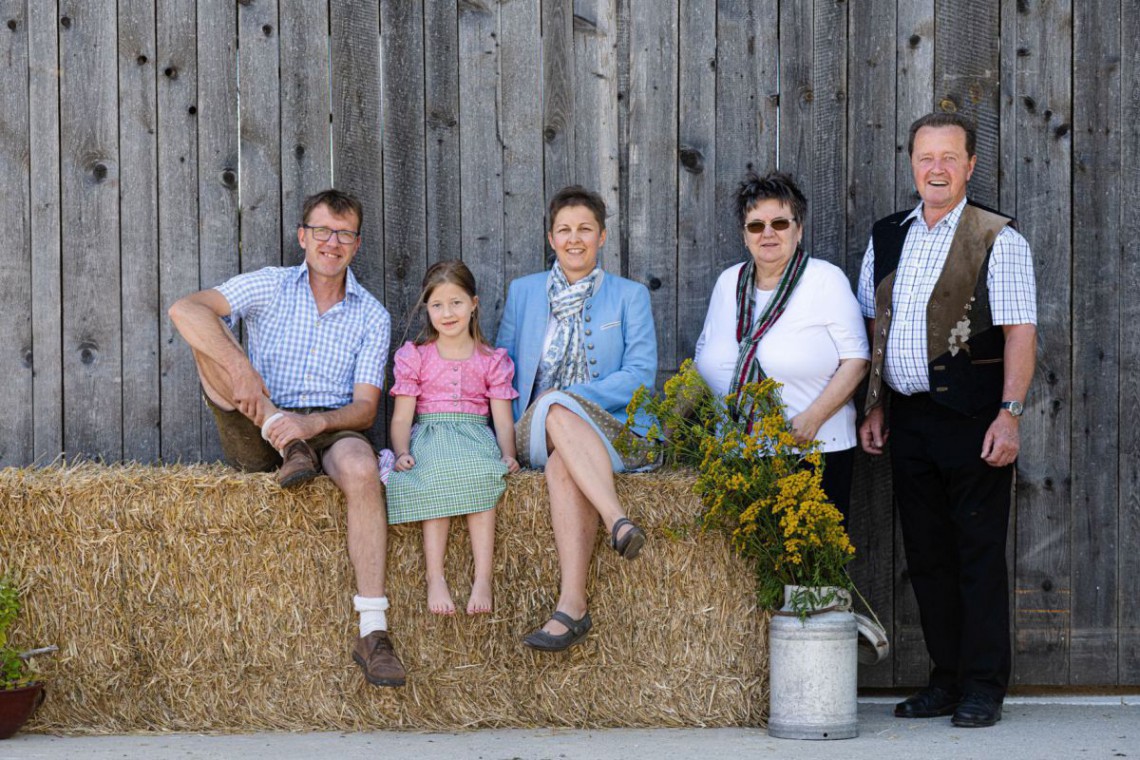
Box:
[1,0,1135,688]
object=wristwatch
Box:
[1001,400,1024,417]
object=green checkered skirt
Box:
[386,413,508,525]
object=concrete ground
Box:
[3,696,1136,760]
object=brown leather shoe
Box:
[276,439,319,488]
[352,630,406,687]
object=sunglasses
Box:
[744,218,794,234]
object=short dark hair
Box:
[907,112,977,158]
[548,185,607,231]
[301,189,364,233]
[734,170,807,227]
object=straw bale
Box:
[0,463,768,733]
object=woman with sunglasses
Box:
[693,171,869,520]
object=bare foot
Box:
[427,576,455,615]
[466,577,493,615]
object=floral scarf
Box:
[536,263,603,392]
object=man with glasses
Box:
[169,188,405,688]
[857,113,1037,728]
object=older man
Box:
[169,189,404,688]
[857,113,1037,727]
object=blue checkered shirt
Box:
[214,265,390,409]
[857,198,1037,395]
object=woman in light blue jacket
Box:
[497,185,657,652]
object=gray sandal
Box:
[610,517,645,560]
[522,611,593,652]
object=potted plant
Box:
[620,360,881,740]
[0,575,54,740]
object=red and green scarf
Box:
[728,246,810,404]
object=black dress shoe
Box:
[894,686,961,718]
[952,692,1003,728]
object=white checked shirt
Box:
[215,264,390,409]
[857,198,1037,395]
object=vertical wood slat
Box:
[714,1,778,277]
[238,0,281,272]
[572,0,621,266]
[876,0,935,689]
[542,0,575,212]
[380,0,426,349]
[1120,0,1140,686]
[675,0,716,362]
[329,0,384,443]
[60,0,123,461]
[196,0,239,462]
[156,0,200,462]
[28,0,63,463]
[934,0,1000,208]
[1010,0,1073,686]
[458,0,504,341]
[424,0,460,265]
[845,0,908,688]
[279,0,331,260]
[810,0,846,271]
[1069,0,1120,685]
[626,0,677,371]
[119,0,159,463]
[0,0,32,467]
[500,0,545,290]
[776,0,811,240]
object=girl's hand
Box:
[501,455,520,474]
[394,452,416,471]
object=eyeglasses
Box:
[744,218,794,234]
[300,224,360,245]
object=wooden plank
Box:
[875,0,935,689]
[380,0,426,347]
[156,0,200,463]
[457,0,504,339]
[1119,0,1140,686]
[615,0,630,277]
[28,0,63,463]
[1069,0,1119,685]
[934,0,999,208]
[895,0,933,211]
[500,0,545,291]
[676,0,716,362]
[0,0,33,466]
[776,0,811,244]
[809,0,846,271]
[330,0,385,443]
[237,0,281,271]
[572,0,621,266]
[626,0,677,370]
[542,0,574,204]
[714,0,778,277]
[846,0,908,685]
[280,0,331,260]
[118,0,160,462]
[59,0,123,461]
[196,0,240,462]
[424,0,461,265]
[1009,0,1073,687]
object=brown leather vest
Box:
[866,202,1012,417]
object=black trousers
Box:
[820,447,854,525]
[889,391,1012,700]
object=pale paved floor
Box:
[3,697,1137,760]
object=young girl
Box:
[386,261,520,616]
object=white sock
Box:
[353,595,389,637]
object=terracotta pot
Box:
[0,682,45,740]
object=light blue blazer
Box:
[496,270,657,436]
